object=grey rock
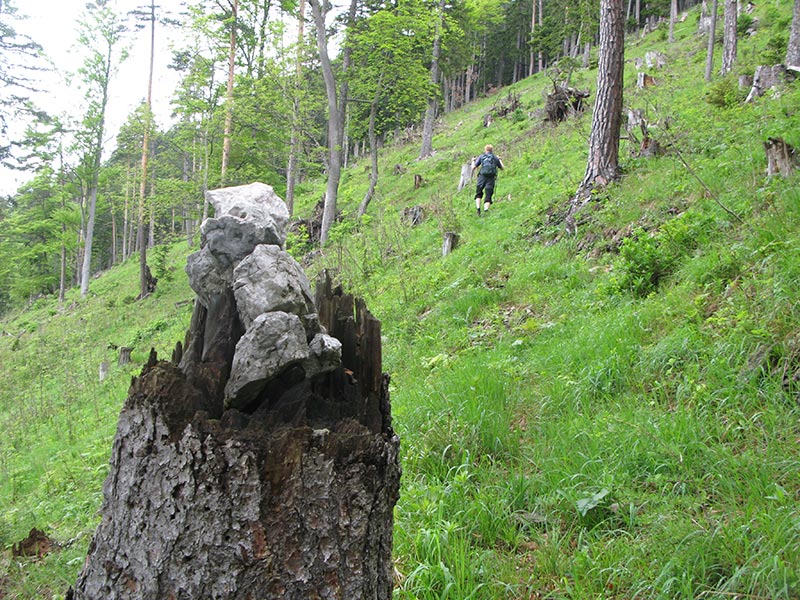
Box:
[204,182,289,256]
[185,246,230,307]
[232,245,317,331]
[225,312,310,409]
[303,333,343,378]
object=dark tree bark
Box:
[565,0,625,234]
[787,0,800,68]
[70,273,399,600]
[721,0,737,75]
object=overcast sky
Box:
[1,0,185,194]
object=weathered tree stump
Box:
[402,205,425,226]
[457,161,473,191]
[70,184,400,600]
[13,528,53,559]
[99,361,110,382]
[545,85,589,122]
[442,231,459,256]
[118,347,132,366]
[136,265,157,300]
[636,72,657,88]
[745,64,787,103]
[764,137,798,176]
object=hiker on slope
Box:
[472,144,504,217]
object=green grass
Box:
[3,1,800,597]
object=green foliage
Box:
[286,222,314,260]
[705,74,745,108]
[613,213,712,297]
[762,31,788,64]
[737,13,755,36]
[150,243,174,284]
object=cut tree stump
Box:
[402,205,425,226]
[117,347,132,366]
[70,271,400,600]
[457,161,473,191]
[745,64,787,103]
[764,137,799,176]
[545,85,589,122]
[442,231,459,256]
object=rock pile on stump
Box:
[70,182,400,600]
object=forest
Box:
[2,0,800,596]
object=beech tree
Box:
[220,0,238,184]
[75,0,127,297]
[566,0,624,234]
[669,0,677,42]
[309,0,358,246]
[419,0,446,160]
[132,1,158,298]
[347,1,432,215]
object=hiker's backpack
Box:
[479,153,497,176]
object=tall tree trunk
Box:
[419,0,446,160]
[566,0,625,234]
[221,0,238,185]
[122,163,130,259]
[80,45,112,298]
[138,0,156,299]
[58,169,67,303]
[787,0,800,67]
[669,0,677,42]
[286,0,306,216]
[110,196,117,266]
[721,0,737,75]
[149,198,156,248]
[465,61,474,104]
[538,0,544,71]
[704,0,718,81]
[309,0,351,246]
[529,0,537,76]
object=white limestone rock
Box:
[203,183,289,267]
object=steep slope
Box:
[2,2,800,597]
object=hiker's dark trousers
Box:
[475,174,497,203]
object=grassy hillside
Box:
[3,2,800,597]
